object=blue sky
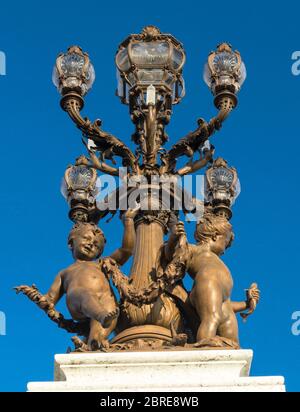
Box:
[0,0,299,392]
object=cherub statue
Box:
[15,208,138,351]
[165,213,260,348]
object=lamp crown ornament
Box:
[215,42,233,52]
[74,154,90,166]
[141,25,161,38]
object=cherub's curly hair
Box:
[194,213,234,248]
[68,222,106,251]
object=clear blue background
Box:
[0,0,299,392]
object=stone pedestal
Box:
[27,349,285,392]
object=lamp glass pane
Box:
[69,166,94,190]
[127,72,136,86]
[131,42,169,66]
[85,63,95,89]
[232,178,241,204]
[52,66,59,87]
[116,70,124,97]
[165,72,174,86]
[211,167,234,188]
[238,61,247,86]
[61,53,85,77]
[203,63,212,88]
[136,68,164,84]
[172,48,184,69]
[212,52,238,74]
[60,178,68,199]
[116,48,131,71]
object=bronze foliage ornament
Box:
[16,26,260,352]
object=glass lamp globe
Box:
[203,43,246,96]
[53,46,95,96]
[205,158,240,206]
[61,155,98,206]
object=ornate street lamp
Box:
[204,42,246,108]
[115,25,185,106]
[205,157,240,219]
[115,25,186,166]
[53,45,95,98]
[16,25,262,363]
[51,26,246,344]
[61,155,99,223]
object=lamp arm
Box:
[81,138,119,176]
[88,155,120,177]
[176,145,215,176]
[61,93,138,174]
[165,95,235,173]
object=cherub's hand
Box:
[240,283,260,321]
[172,222,186,239]
[123,205,141,220]
[246,283,260,307]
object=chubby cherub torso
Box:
[61,260,116,300]
[187,244,233,298]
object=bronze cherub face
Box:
[68,223,106,261]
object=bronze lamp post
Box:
[16,25,262,355]
[51,26,247,346]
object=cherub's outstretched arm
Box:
[110,207,140,266]
[14,283,89,336]
[231,301,247,313]
[44,271,65,306]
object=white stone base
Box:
[27,349,285,392]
